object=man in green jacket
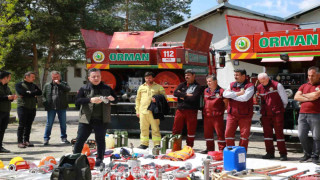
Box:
[15,72,42,148]
[73,68,117,167]
[43,71,71,145]
[0,71,17,153]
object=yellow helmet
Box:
[9,157,24,165]
[0,160,4,169]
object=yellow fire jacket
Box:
[161,146,195,161]
[135,82,166,115]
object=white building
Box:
[154,2,320,88]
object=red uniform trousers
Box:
[172,109,198,147]
[225,114,252,151]
[261,113,287,155]
[204,115,226,151]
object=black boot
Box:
[137,144,148,149]
[299,154,311,162]
[262,153,275,159]
[280,154,287,161]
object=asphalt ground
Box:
[0,110,306,167]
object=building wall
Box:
[66,64,87,92]
[287,8,320,29]
[287,8,320,24]
[155,12,229,49]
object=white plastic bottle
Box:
[105,134,115,149]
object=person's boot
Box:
[137,144,148,149]
[299,154,311,162]
[0,147,10,153]
[312,155,319,164]
[43,140,49,146]
[280,154,287,161]
[18,143,26,148]
[95,159,102,167]
[24,142,34,147]
[262,153,275,159]
[61,138,70,144]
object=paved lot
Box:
[0,110,305,166]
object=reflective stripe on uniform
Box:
[240,137,248,141]
[152,136,161,141]
[264,138,273,140]
[259,90,278,96]
[140,136,149,141]
[187,135,195,138]
[205,139,214,141]
[277,139,285,142]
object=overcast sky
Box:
[191,0,320,18]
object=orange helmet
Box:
[38,156,57,167]
[82,144,91,156]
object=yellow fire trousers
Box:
[140,111,161,146]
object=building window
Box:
[74,68,82,78]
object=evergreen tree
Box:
[126,0,192,31]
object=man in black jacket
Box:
[43,71,71,145]
[73,68,117,167]
[0,71,17,153]
[15,72,42,148]
[172,69,203,147]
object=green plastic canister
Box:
[114,130,122,147]
[121,131,128,147]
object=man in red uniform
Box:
[294,66,320,164]
[172,69,203,147]
[257,73,288,161]
[223,69,254,151]
[201,74,228,154]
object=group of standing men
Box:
[0,71,71,152]
[0,68,118,167]
[135,67,320,164]
[0,66,319,165]
[135,69,288,160]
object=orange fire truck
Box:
[80,25,215,131]
[226,15,320,129]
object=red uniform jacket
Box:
[228,80,254,117]
[203,86,225,117]
[257,80,284,116]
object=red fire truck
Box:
[80,25,215,131]
[226,15,320,129]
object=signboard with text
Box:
[160,49,176,62]
[231,28,320,53]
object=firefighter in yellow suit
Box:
[135,72,166,149]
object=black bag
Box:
[51,153,91,180]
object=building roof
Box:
[299,22,320,29]
[285,3,320,20]
[216,44,231,52]
[154,2,284,39]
